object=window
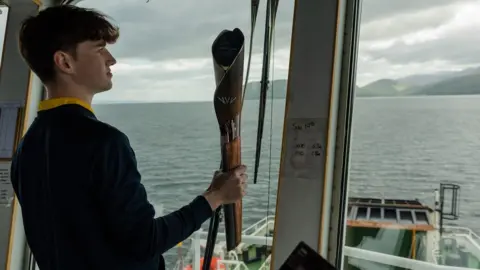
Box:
[345,1,480,269]
[76,1,294,268]
[0,6,8,65]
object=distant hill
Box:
[244,79,360,99]
[413,73,480,96]
[397,66,480,86]
[244,66,480,99]
[356,79,410,97]
[357,66,480,97]
[244,79,288,100]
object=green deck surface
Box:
[245,259,266,269]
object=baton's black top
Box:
[10,98,213,270]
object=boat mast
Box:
[252,0,279,185]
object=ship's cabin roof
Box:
[347,197,435,231]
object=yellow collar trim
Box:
[38,98,94,114]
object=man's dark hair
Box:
[18,5,119,83]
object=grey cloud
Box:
[114,64,211,82]
[78,0,470,63]
[360,0,475,23]
[98,68,216,102]
[362,25,480,66]
[75,0,480,100]
[357,0,480,69]
[79,0,294,62]
[100,72,195,101]
[360,4,458,41]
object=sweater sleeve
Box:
[93,130,212,260]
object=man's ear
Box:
[53,51,75,75]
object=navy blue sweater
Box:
[10,101,212,269]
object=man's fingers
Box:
[234,165,247,175]
[239,173,248,184]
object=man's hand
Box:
[203,165,247,210]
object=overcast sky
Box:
[1,0,480,103]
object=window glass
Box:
[345,1,480,269]
[0,6,8,65]
[76,1,294,268]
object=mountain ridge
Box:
[244,66,480,99]
[244,80,288,100]
[357,66,480,97]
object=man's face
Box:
[70,40,117,94]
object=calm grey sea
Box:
[93,95,480,267]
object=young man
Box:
[11,5,247,270]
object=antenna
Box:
[437,183,461,236]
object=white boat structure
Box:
[174,184,480,270]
